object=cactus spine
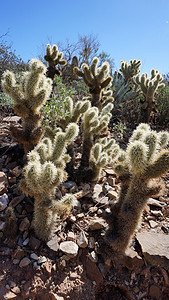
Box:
[104,124,169,253]
[74,57,112,110]
[20,123,79,241]
[1,59,52,153]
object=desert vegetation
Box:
[0,36,169,299]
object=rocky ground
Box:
[0,115,169,300]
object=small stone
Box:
[67,231,75,241]
[0,172,8,195]
[108,190,118,200]
[147,198,164,207]
[88,251,98,263]
[19,217,30,232]
[6,284,10,290]
[60,241,78,258]
[70,272,79,279]
[33,262,39,269]
[62,181,76,190]
[149,220,159,228]
[12,249,26,260]
[104,168,116,176]
[19,257,31,268]
[3,116,21,124]
[88,237,95,249]
[3,291,17,299]
[23,238,29,246]
[47,235,59,252]
[107,176,116,187]
[11,286,21,295]
[38,256,47,264]
[13,259,20,265]
[151,210,163,217]
[0,193,8,211]
[89,218,107,230]
[76,213,84,219]
[89,206,98,213]
[69,215,76,222]
[93,184,102,199]
[97,209,103,215]
[30,253,39,260]
[12,166,22,177]
[50,293,64,300]
[0,221,5,230]
[77,231,88,248]
[102,184,112,193]
[149,285,161,299]
[9,194,25,207]
[43,261,52,274]
[29,236,41,250]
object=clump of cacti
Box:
[104,123,169,253]
[55,96,91,129]
[77,103,113,181]
[133,69,165,123]
[1,59,52,153]
[74,57,112,110]
[90,137,116,180]
[120,59,141,83]
[20,123,79,241]
[44,44,67,80]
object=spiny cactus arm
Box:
[1,70,24,103]
[143,131,158,161]
[19,178,35,197]
[96,62,110,81]
[50,123,79,161]
[101,76,112,89]
[144,149,169,179]
[157,131,169,148]
[127,141,148,175]
[44,126,62,140]
[71,100,91,123]
[82,64,95,86]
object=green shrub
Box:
[155,85,169,125]
[42,76,77,128]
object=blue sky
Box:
[1,0,169,75]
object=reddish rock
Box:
[9,194,25,208]
[149,285,161,299]
[124,248,144,272]
[12,249,26,260]
[29,236,41,250]
[136,232,169,270]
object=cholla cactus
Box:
[120,59,141,83]
[44,44,67,79]
[56,97,91,129]
[20,123,79,241]
[74,57,112,109]
[104,123,169,253]
[133,69,165,122]
[77,103,113,181]
[1,59,52,153]
[90,137,115,180]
